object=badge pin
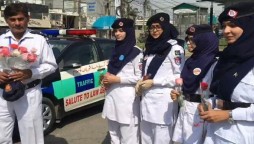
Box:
[119,55,124,61]
[119,22,124,26]
[193,68,201,76]
[228,9,238,18]
[160,17,164,21]
[189,26,195,33]
[233,72,238,77]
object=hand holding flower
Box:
[135,80,143,96]
[140,79,153,90]
[199,103,230,123]
[170,89,180,101]
[174,78,184,106]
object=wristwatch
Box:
[228,110,234,124]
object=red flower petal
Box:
[1,47,10,56]
[200,82,208,90]
[27,53,37,62]
[18,46,28,54]
[10,44,19,49]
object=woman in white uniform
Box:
[136,13,185,144]
[171,24,219,144]
[101,18,142,144]
[199,2,254,144]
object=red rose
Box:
[10,44,19,49]
[1,47,10,57]
[18,46,28,54]
[200,82,208,91]
[27,53,37,62]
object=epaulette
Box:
[29,30,50,45]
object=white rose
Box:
[12,49,21,57]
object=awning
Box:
[92,16,116,30]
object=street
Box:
[15,104,110,144]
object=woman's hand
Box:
[135,80,143,96]
[140,79,153,90]
[102,74,120,85]
[170,89,180,101]
[198,103,230,123]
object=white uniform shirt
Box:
[141,39,185,125]
[0,29,57,83]
[207,67,254,144]
[102,52,143,124]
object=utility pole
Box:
[106,0,111,38]
[106,0,111,16]
[143,0,148,33]
[209,1,213,26]
[78,0,81,29]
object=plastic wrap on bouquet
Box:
[7,56,31,70]
[0,57,11,73]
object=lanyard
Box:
[9,37,26,50]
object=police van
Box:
[39,29,114,134]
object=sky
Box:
[131,0,224,17]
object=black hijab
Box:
[142,13,179,79]
[145,13,178,55]
[181,24,219,94]
[210,2,254,101]
[108,18,141,75]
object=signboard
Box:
[87,1,96,13]
[86,0,103,16]
[87,0,97,15]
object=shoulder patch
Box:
[174,50,180,56]
[174,56,181,65]
[29,30,50,45]
[29,30,48,38]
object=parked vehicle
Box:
[13,29,115,137]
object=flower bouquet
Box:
[0,44,37,101]
[175,78,184,107]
